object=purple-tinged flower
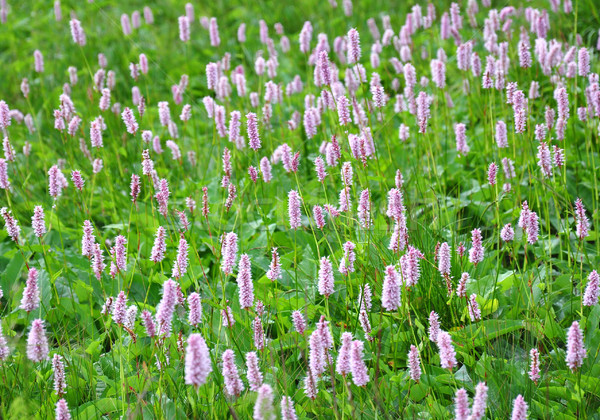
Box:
[518,41,531,68]
[456,272,469,298]
[156,279,177,337]
[222,349,244,397]
[488,163,497,186]
[454,388,470,420]
[209,17,220,47]
[245,351,263,391]
[130,174,140,203]
[287,189,303,229]
[69,18,86,46]
[292,310,306,334]
[555,87,569,120]
[71,171,84,191]
[31,206,46,238]
[112,291,128,325]
[20,267,40,312]
[309,329,326,377]
[246,112,261,150]
[430,59,446,88]
[158,101,171,127]
[575,198,590,240]
[338,187,352,211]
[359,309,373,342]
[438,242,451,277]
[149,226,166,263]
[314,156,327,182]
[237,254,254,309]
[350,340,369,386]
[436,331,457,370]
[429,311,440,342]
[417,92,430,134]
[337,95,351,126]
[339,241,356,275]
[48,165,68,199]
[0,158,10,189]
[123,305,137,330]
[55,399,71,420]
[253,316,265,350]
[121,107,138,135]
[52,353,66,396]
[304,368,318,400]
[566,321,586,371]
[141,310,156,337]
[221,232,238,275]
[27,319,49,362]
[386,188,405,222]
[468,228,484,265]
[266,247,282,281]
[184,333,212,387]
[315,255,335,298]
[1,207,20,242]
[510,395,528,420]
[501,223,514,242]
[336,332,353,376]
[457,242,466,257]
[578,48,590,77]
[407,345,422,382]
[0,323,8,361]
[537,142,553,178]
[583,270,600,306]
[221,305,235,328]
[313,205,325,229]
[355,187,372,228]
[525,211,539,245]
[172,236,189,279]
[253,384,275,420]
[91,243,105,280]
[528,348,540,383]
[101,297,113,316]
[358,283,372,312]
[382,265,401,311]
[90,119,103,148]
[454,123,469,155]
[468,294,481,321]
[470,382,488,420]
[178,16,190,42]
[553,146,565,168]
[495,121,508,149]
[347,28,361,64]
[281,396,298,420]
[187,292,202,326]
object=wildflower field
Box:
[0,0,600,418]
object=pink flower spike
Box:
[566,321,586,371]
[184,333,212,387]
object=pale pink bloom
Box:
[382,265,401,311]
[245,351,263,391]
[27,319,49,362]
[566,321,586,371]
[528,348,540,382]
[318,256,334,297]
[336,332,353,376]
[236,254,254,309]
[510,395,528,420]
[583,270,600,306]
[350,340,369,386]
[436,331,457,370]
[184,333,212,387]
[31,206,46,238]
[455,388,470,420]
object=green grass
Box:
[0,0,599,418]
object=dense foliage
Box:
[0,0,599,418]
